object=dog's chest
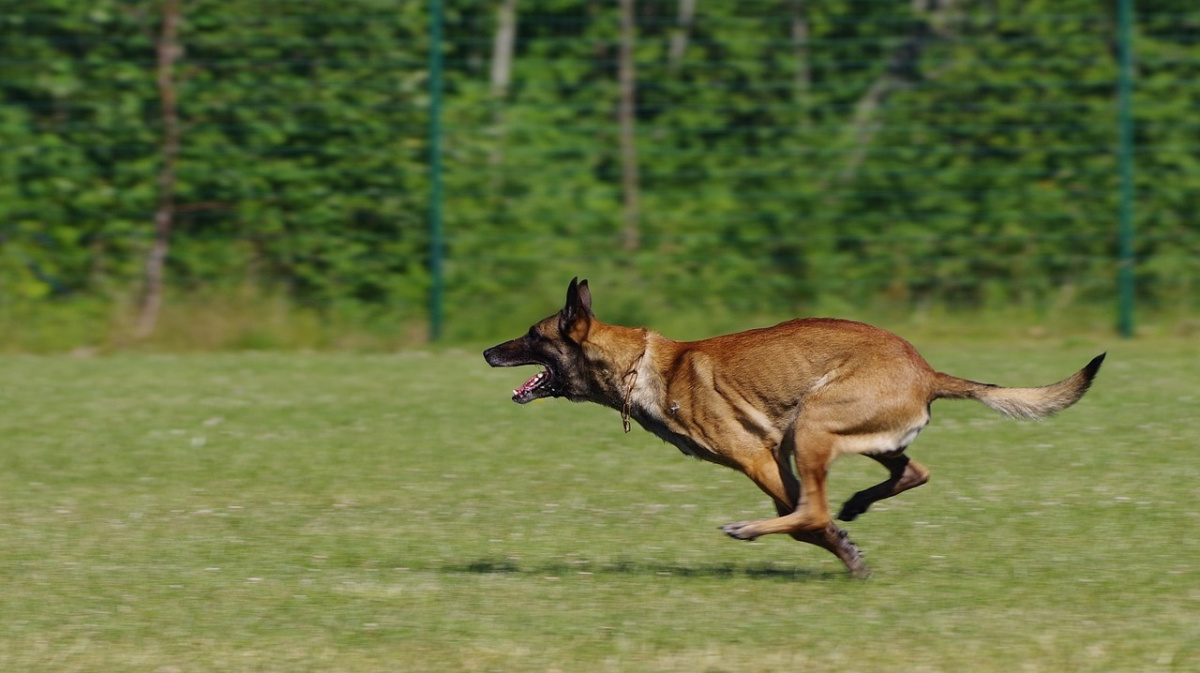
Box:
[633,406,728,464]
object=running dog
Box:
[483,278,1104,576]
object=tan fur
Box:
[484,279,1104,576]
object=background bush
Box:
[1,1,1197,346]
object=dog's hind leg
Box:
[837,452,930,522]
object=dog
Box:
[483,278,1104,576]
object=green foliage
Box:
[0,0,428,321]
[0,1,1197,345]
[0,2,157,301]
[438,0,1199,337]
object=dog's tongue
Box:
[512,370,547,403]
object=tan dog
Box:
[484,279,1104,576]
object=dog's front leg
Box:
[721,427,836,538]
[720,445,870,577]
[784,526,869,578]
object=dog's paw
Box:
[720,521,760,542]
[837,499,867,522]
[825,525,871,579]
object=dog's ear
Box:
[563,277,593,318]
[560,277,593,343]
[575,279,592,315]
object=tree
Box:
[136,0,183,338]
[618,0,640,252]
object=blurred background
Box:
[1,0,1197,351]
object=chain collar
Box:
[620,350,646,433]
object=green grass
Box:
[2,336,1198,672]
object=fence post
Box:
[428,0,446,341]
[1116,0,1136,338]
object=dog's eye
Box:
[527,327,542,341]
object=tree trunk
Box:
[668,0,696,70]
[137,0,183,339]
[790,0,811,127]
[618,0,640,252]
[831,0,957,186]
[836,75,902,184]
[487,0,516,171]
[489,0,519,170]
[490,0,518,98]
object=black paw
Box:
[837,498,868,522]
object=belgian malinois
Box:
[484,279,1104,576]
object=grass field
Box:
[2,335,1198,672]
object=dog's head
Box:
[483,277,595,404]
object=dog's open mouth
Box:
[483,342,562,404]
[511,367,558,404]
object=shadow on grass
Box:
[441,557,846,581]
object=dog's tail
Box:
[932,353,1105,420]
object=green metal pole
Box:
[428,0,446,341]
[1116,0,1136,338]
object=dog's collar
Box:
[620,348,647,433]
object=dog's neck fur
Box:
[579,322,655,410]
